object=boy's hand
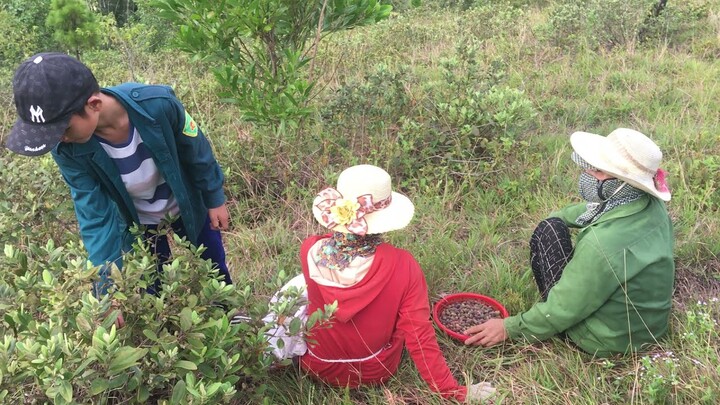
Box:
[463,318,507,347]
[115,311,126,329]
[209,204,230,230]
[105,299,125,329]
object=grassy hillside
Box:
[1,0,719,403]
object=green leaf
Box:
[3,314,14,329]
[175,360,198,371]
[90,378,109,395]
[58,380,73,402]
[185,372,196,386]
[127,374,140,391]
[198,363,217,379]
[108,347,148,375]
[185,375,200,397]
[171,380,187,403]
[137,385,150,402]
[206,382,222,397]
[288,318,302,335]
[143,329,158,341]
[108,373,129,389]
[306,309,322,329]
[42,269,53,285]
[76,314,93,336]
[179,307,193,331]
[72,358,95,378]
[101,310,120,330]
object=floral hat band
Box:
[311,164,415,235]
[315,187,393,236]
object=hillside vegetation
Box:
[0,0,719,403]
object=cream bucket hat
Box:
[312,165,415,235]
[570,128,671,201]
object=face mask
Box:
[579,172,603,202]
[578,172,625,203]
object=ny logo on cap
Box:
[29,105,45,123]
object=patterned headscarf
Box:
[315,232,384,272]
[573,152,646,225]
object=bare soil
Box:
[673,260,720,311]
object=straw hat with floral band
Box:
[570,128,671,202]
[313,164,415,236]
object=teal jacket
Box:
[504,196,674,356]
[52,83,226,291]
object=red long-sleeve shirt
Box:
[299,235,466,401]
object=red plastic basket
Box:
[433,293,509,342]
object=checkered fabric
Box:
[529,217,574,300]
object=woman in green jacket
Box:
[465,128,674,357]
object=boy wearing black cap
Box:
[5,53,233,322]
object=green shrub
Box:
[540,0,713,50]
[381,0,421,13]
[0,229,323,403]
[438,0,476,11]
[0,0,54,66]
[541,0,654,49]
[312,36,536,191]
[638,0,711,46]
[0,155,75,245]
[432,0,540,11]
[128,0,175,50]
[537,0,591,49]
[153,0,392,130]
[320,63,411,145]
[0,10,42,67]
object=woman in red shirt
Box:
[296,164,494,403]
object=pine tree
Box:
[46,0,100,59]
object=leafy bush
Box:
[0,0,55,67]
[0,155,75,246]
[536,0,588,48]
[320,63,411,148]
[638,0,711,46]
[432,0,540,11]
[381,0,421,13]
[542,0,658,49]
[0,10,41,70]
[0,229,324,403]
[316,37,535,188]
[422,48,535,182]
[153,0,392,130]
[437,0,476,11]
[540,0,712,50]
[126,0,175,51]
[432,39,535,139]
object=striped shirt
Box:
[97,126,180,224]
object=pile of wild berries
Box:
[438,300,501,335]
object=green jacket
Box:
[504,196,674,356]
[52,83,226,293]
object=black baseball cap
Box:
[5,52,99,156]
